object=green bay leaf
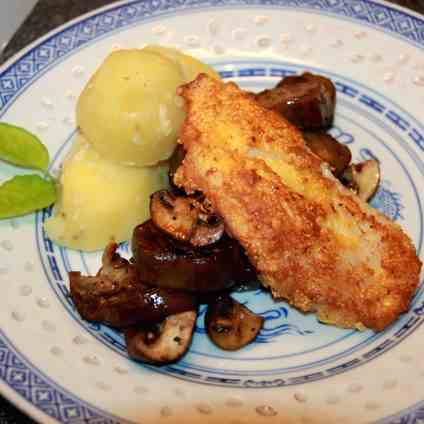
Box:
[0,175,56,219]
[0,122,49,172]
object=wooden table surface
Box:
[0,0,423,422]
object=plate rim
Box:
[1,0,424,77]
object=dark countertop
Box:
[0,0,116,64]
[0,0,423,422]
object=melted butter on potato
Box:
[77,49,186,167]
[44,136,168,251]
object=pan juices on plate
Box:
[175,74,422,332]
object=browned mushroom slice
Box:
[69,242,196,328]
[205,295,264,351]
[132,220,252,293]
[303,131,352,177]
[255,72,336,130]
[150,190,224,247]
[150,190,198,242]
[341,159,380,202]
[125,310,197,364]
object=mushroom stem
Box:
[341,159,380,202]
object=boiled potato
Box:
[44,136,168,251]
[76,50,186,167]
[142,45,220,82]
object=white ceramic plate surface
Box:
[0,0,424,423]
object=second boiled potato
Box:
[44,136,169,251]
[77,50,186,167]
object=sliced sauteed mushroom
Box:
[150,190,225,247]
[132,220,254,293]
[341,159,380,202]
[150,190,197,242]
[205,294,264,351]
[303,131,352,177]
[255,72,336,130]
[125,310,197,364]
[69,243,196,327]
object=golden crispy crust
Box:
[175,74,422,332]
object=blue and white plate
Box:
[0,0,423,422]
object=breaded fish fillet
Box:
[175,74,422,331]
